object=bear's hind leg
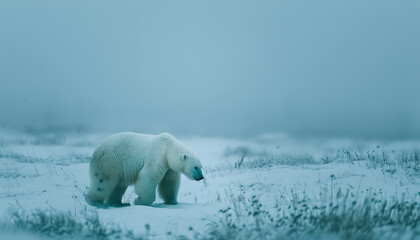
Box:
[158,170,181,205]
[106,184,130,207]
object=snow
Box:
[0,131,419,239]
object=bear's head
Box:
[179,153,204,181]
[162,133,204,181]
[168,150,204,181]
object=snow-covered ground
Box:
[0,130,419,239]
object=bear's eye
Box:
[182,154,187,161]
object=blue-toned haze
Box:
[0,0,419,139]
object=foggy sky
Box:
[1,0,419,139]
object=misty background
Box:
[0,0,419,139]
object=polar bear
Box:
[86,132,204,207]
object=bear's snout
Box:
[193,166,204,181]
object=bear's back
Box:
[90,132,157,181]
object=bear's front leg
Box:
[158,169,180,204]
[134,171,158,206]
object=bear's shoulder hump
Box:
[157,132,174,140]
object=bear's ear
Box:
[182,153,187,161]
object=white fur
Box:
[86,132,203,207]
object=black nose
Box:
[194,167,198,170]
